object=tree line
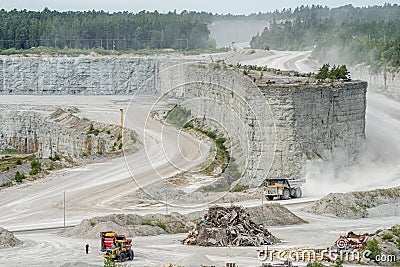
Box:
[0,9,216,50]
[250,4,400,68]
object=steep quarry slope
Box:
[0,107,139,158]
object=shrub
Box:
[16,159,22,165]
[103,258,117,267]
[166,105,191,127]
[391,225,400,237]
[156,221,167,231]
[15,171,26,183]
[364,239,382,262]
[50,154,60,161]
[232,184,249,192]
[29,160,41,175]
[141,219,152,226]
[382,232,394,241]
[335,259,343,267]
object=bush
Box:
[15,171,26,183]
[166,105,191,127]
[16,159,22,165]
[364,239,382,262]
[335,258,343,267]
[50,154,60,161]
[391,225,400,237]
[232,184,249,192]
[103,258,117,267]
[382,232,394,241]
[141,219,152,226]
[118,143,123,150]
[87,124,100,135]
[156,221,167,231]
[29,160,42,175]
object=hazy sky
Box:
[1,0,397,14]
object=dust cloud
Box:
[208,20,268,48]
[303,90,400,197]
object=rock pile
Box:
[304,186,400,218]
[183,205,279,247]
[0,227,22,248]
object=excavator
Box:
[101,231,134,262]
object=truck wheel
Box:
[267,196,274,201]
[294,188,302,198]
[120,253,126,262]
[280,188,290,200]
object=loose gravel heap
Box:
[0,227,22,248]
[304,187,400,218]
[64,213,195,239]
[183,205,280,247]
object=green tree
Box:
[15,171,26,183]
[316,63,330,80]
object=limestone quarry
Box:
[0,50,399,267]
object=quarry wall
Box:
[352,64,400,100]
[0,108,137,159]
[261,82,367,177]
[0,56,367,186]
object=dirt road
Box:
[0,95,210,231]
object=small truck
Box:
[263,178,305,200]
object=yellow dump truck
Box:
[263,178,305,200]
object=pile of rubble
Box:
[0,227,22,248]
[183,205,279,247]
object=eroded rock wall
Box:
[261,82,367,177]
[0,108,137,159]
[0,56,159,95]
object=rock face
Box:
[352,64,400,100]
[0,56,158,95]
[0,56,367,186]
[0,227,22,248]
[261,82,367,177]
[0,107,138,159]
